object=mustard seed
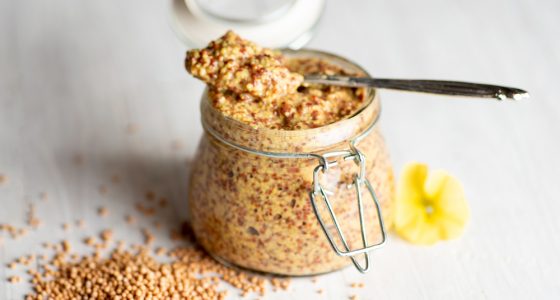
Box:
[100,229,113,242]
[125,214,136,224]
[0,174,7,185]
[98,207,109,217]
[8,276,21,284]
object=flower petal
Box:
[394,162,445,245]
[394,162,428,229]
[394,163,470,245]
[396,215,441,245]
[424,170,470,240]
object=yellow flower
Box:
[394,162,469,245]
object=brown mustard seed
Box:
[27,268,38,276]
[125,214,136,224]
[142,228,155,245]
[145,190,156,201]
[350,282,365,288]
[116,240,125,251]
[84,236,96,246]
[158,197,168,207]
[97,207,109,217]
[94,242,108,250]
[5,181,293,299]
[12,205,287,300]
[135,202,156,216]
[270,277,291,290]
[27,204,41,229]
[17,228,28,238]
[8,276,21,284]
[100,229,113,242]
[25,245,279,300]
[155,247,167,256]
[61,240,71,253]
[3,224,26,239]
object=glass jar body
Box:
[187,50,394,275]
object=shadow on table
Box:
[56,147,194,240]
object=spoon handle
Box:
[303,75,529,101]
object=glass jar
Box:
[187,49,394,276]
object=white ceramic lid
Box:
[169,0,325,49]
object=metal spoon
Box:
[303,75,529,100]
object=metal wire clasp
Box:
[309,147,387,273]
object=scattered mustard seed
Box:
[350,282,365,288]
[17,228,28,238]
[84,236,96,246]
[8,276,21,284]
[155,247,167,256]
[100,229,113,242]
[61,240,71,253]
[142,228,155,245]
[97,206,109,217]
[0,174,7,185]
[125,214,136,224]
[158,197,168,207]
[27,204,41,229]
[145,190,156,201]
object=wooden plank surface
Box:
[1,0,559,299]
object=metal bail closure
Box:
[309,148,387,273]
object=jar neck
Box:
[200,89,381,155]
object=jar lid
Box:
[169,0,325,49]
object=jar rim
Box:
[202,48,379,135]
[200,49,381,154]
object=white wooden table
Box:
[1,0,559,299]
